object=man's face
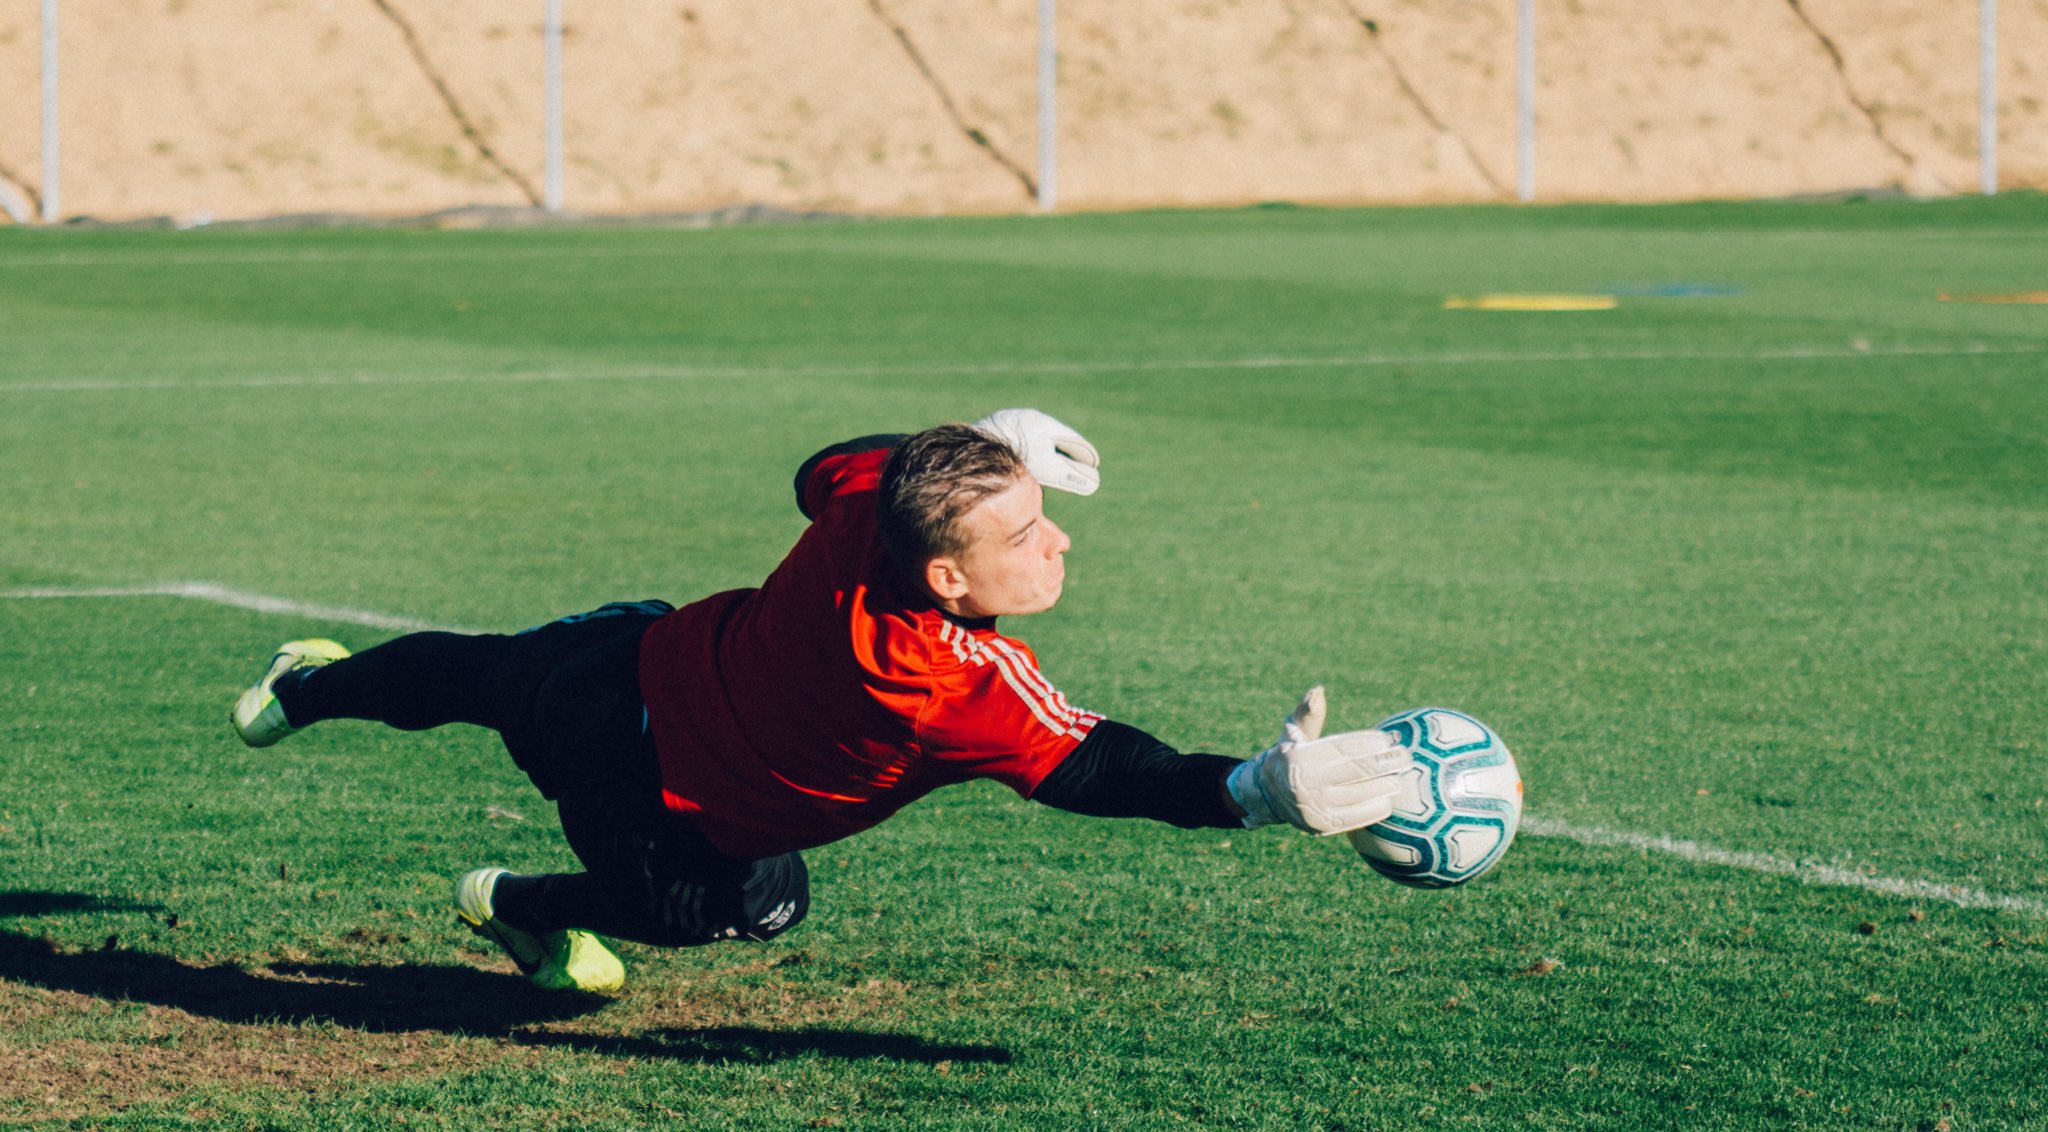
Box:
[936,475,1072,619]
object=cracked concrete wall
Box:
[0,0,542,220]
[1793,0,2046,191]
[518,0,1040,214]
[0,6,44,214]
[0,0,2042,223]
[1045,0,1516,208]
[1533,0,2039,199]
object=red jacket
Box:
[638,444,1100,858]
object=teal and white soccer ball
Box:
[1346,707,1522,888]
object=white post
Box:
[544,0,564,213]
[1516,0,1535,202]
[1980,0,1997,195]
[1036,0,1057,211]
[41,0,60,223]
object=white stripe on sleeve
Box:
[947,627,1098,739]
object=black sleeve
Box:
[793,434,908,519]
[1030,719,1245,830]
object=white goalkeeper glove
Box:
[972,408,1101,496]
[1226,687,1413,835]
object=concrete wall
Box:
[0,0,2041,223]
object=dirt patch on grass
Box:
[0,982,541,1123]
[0,931,573,1122]
[0,938,1000,1121]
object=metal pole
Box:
[1516,0,1535,202]
[544,0,564,212]
[1036,0,1057,211]
[41,0,60,223]
[1980,0,1997,195]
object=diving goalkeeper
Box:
[229,411,1413,991]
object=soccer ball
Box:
[1347,707,1522,888]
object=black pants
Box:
[277,602,809,948]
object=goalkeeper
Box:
[230,411,1413,992]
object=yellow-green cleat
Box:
[231,638,350,748]
[454,867,624,993]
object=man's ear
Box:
[924,555,970,602]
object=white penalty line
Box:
[1522,816,2048,920]
[4,341,2045,393]
[6,581,2045,920]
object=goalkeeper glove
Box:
[1226,687,1413,834]
[972,408,1101,496]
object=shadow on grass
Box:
[0,891,163,918]
[0,894,608,1034]
[518,1025,1012,1066]
[0,892,1012,1064]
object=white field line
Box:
[0,582,476,635]
[7,582,2046,920]
[4,341,2044,394]
[1521,816,2048,919]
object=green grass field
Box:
[2,195,2045,1129]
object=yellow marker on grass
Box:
[1936,291,2048,305]
[1443,294,1618,311]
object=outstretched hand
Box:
[1278,685,1327,748]
[973,408,1101,496]
[1226,687,1413,835]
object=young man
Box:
[231,410,1413,991]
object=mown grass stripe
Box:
[4,340,2043,394]
[1,219,2044,271]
